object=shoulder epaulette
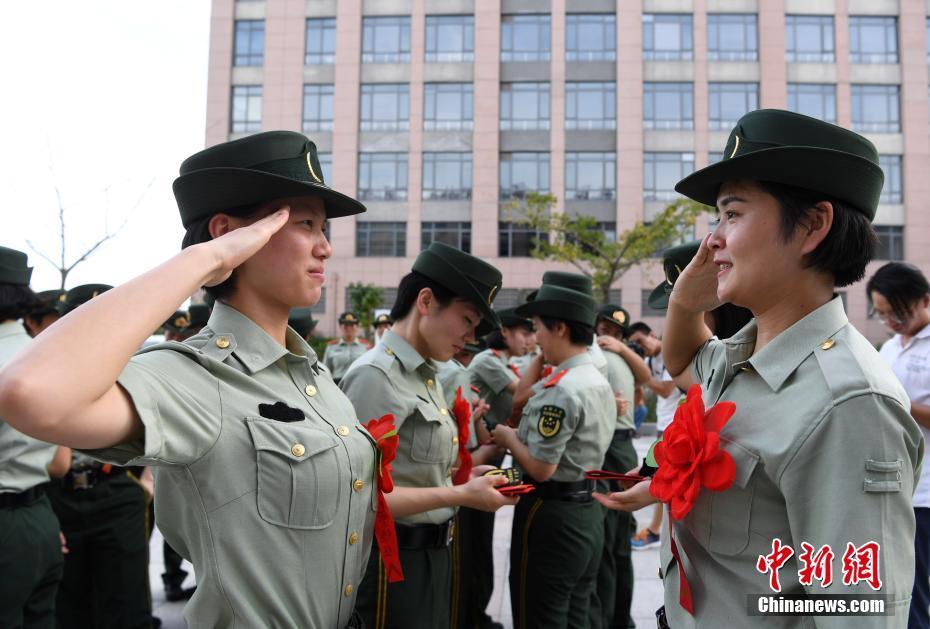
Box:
[543,368,569,388]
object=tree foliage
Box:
[346,282,384,335]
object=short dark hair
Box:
[181,202,262,300]
[485,329,507,350]
[709,303,754,340]
[757,181,877,288]
[628,322,652,337]
[390,271,456,321]
[866,262,930,323]
[538,316,594,346]
[0,284,44,321]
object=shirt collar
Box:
[558,350,594,371]
[205,301,316,374]
[740,296,848,392]
[380,330,436,375]
[0,321,27,340]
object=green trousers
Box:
[594,433,639,628]
[357,543,452,629]
[451,508,497,629]
[0,493,63,629]
[509,496,604,629]
[46,473,152,629]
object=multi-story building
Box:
[206,0,930,342]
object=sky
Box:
[0,0,212,291]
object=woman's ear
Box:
[799,201,834,256]
[208,213,234,240]
[415,287,433,317]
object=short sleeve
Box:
[340,364,413,431]
[522,390,580,465]
[470,354,516,395]
[689,337,725,386]
[80,349,222,467]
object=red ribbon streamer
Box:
[451,386,473,485]
[670,534,695,615]
[364,414,404,583]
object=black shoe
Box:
[165,583,196,602]
[152,616,162,628]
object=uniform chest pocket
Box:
[689,437,760,556]
[409,399,453,465]
[246,418,344,530]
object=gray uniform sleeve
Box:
[523,389,581,465]
[470,354,516,395]
[82,350,222,466]
[340,364,412,431]
[778,392,923,624]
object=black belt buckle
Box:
[70,470,96,490]
[443,519,455,547]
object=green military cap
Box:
[596,304,631,336]
[338,311,359,325]
[648,240,700,310]
[187,304,211,329]
[288,307,317,338]
[526,271,594,301]
[373,313,393,326]
[497,308,533,329]
[515,285,596,327]
[163,310,191,333]
[675,109,883,220]
[412,242,503,334]
[58,284,112,315]
[0,246,33,286]
[172,131,366,228]
[30,289,66,317]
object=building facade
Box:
[206,0,930,341]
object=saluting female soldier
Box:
[490,284,615,629]
[0,131,381,629]
[597,109,923,628]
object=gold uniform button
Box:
[344,584,354,596]
[440,408,448,416]
[291,443,306,457]
[304,384,317,397]
[427,379,435,388]
[353,479,365,492]
[820,339,836,350]
[215,336,230,349]
[337,425,350,437]
[447,469,453,479]
[385,347,394,356]
[349,532,359,545]
[452,436,459,445]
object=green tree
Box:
[346,282,384,336]
[507,191,712,303]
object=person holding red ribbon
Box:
[596,110,923,628]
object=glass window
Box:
[424,83,473,130]
[356,222,407,257]
[643,14,693,61]
[787,83,837,123]
[302,84,334,132]
[786,15,835,63]
[306,18,337,64]
[500,152,550,199]
[643,82,694,130]
[849,16,898,64]
[500,82,550,130]
[231,85,262,133]
[358,153,408,201]
[360,84,409,131]
[565,152,615,200]
[709,82,758,130]
[879,155,902,204]
[362,16,411,63]
[566,82,616,130]
[498,222,549,257]
[851,84,900,132]
[234,20,264,66]
[643,152,695,201]
[709,152,723,163]
[874,225,904,260]
[318,152,332,183]
[422,222,472,252]
[707,14,757,61]
[422,152,472,200]
[566,14,616,61]
[501,14,551,62]
[425,15,474,62]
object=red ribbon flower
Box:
[649,384,736,521]
[364,414,404,582]
[451,386,473,486]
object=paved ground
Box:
[150,435,664,628]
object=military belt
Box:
[0,484,44,508]
[394,519,455,549]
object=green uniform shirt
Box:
[438,358,479,450]
[512,347,541,373]
[341,330,458,526]
[83,302,377,629]
[0,322,56,493]
[603,350,636,431]
[469,349,519,427]
[516,352,615,482]
[661,297,923,627]
[589,342,609,379]
[323,338,369,381]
